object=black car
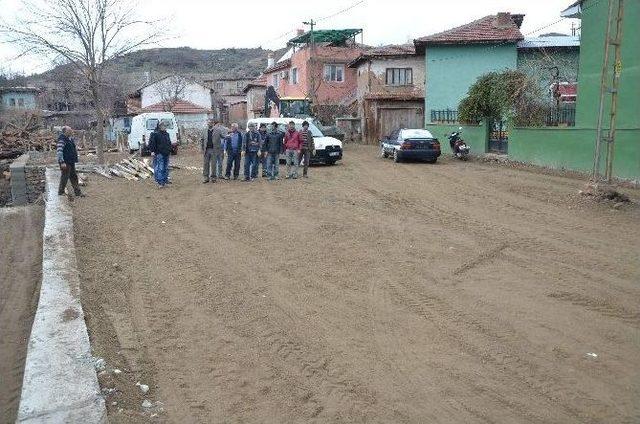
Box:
[379,128,441,163]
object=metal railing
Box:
[545,105,576,127]
[430,109,458,123]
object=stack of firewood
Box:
[0,116,56,159]
[92,157,155,181]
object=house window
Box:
[273,73,280,87]
[236,81,243,90]
[9,98,16,107]
[386,68,413,86]
[291,67,298,84]
[215,81,223,90]
[18,98,24,107]
[324,64,344,82]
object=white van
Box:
[128,112,179,155]
[246,117,343,165]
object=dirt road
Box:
[73,145,640,423]
[0,205,44,423]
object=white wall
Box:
[141,80,212,109]
[175,113,209,129]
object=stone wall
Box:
[9,153,46,205]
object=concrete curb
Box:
[17,168,107,423]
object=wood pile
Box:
[0,116,56,159]
[92,157,155,181]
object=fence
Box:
[430,109,458,124]
[545,105,576,127]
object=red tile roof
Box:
[264,59,291,74]
[141,100,210,114]
[242,74,268,93]
[348,44,416,68]
[415,13,524,50]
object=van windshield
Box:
[146,118,174,130]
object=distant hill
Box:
[31,46,287,87]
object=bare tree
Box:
[153,74,188,112]
[0,0,164,163]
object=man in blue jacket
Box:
[224,123,243,180]
[243,122,261,181]
[56,126,84,196]
[263,122,284,181]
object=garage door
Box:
[377,107,424,140]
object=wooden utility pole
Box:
[592,0,625,183]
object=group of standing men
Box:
[201,120,315,183]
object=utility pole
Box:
[303,18,317,114]
[592,0,625,184]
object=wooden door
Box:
[377,107,424,141]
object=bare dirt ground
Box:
[73,145,640,423]
[0,205,44,423]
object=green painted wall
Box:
[510,127,639,179]
[575,0,639,129]
[425,44,518,122]
[425,122,489,154]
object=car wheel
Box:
[393,150,401,163]
[379,147,388,158]
[326,160,336,166]
[426,158,437,164]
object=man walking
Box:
[283,120,302,179]
[299,120,315,178]
[201,119,226,183]
[149,121,172,188]
[56,126,84,197]
[224,123,243,180]
[243,123,261,181]
[263,121,284,181]
[257,123,268,178]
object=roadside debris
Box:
[92,156,154,181]
[136,382,150,394]
[141,399,153,408]
[579,182,631,206]
[585,352,598,359]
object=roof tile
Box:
[415,13,524,46]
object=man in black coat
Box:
[56,126,84,196]
[148,121,172,187]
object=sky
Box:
[0,0,579,75]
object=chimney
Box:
[495,12,512,28]
[267,53,275,68]
[296,28,305,36]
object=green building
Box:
[415,2,639,180]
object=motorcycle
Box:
[448,127,470,160]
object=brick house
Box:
[348,45,425,144]
[262,29,364,123]
[242,75,267,119]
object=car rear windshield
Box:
[146,118,174,130]
[401,129,434,139]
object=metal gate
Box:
[377,107,424,141]
[488,120,508,154]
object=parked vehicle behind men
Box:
[149,121,172,187]
[201,120,227,183]
[56,126,84,197]
[128,112,179,155]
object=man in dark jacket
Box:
[224,123,243,180]
[243,122,261,181]
[257,123,268,178]
[263,121,284,181]
[148,121,172,187]
[56,126,83,196]
[299,120,316,178]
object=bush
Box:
[458,70,546,127]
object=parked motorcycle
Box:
[448,127,470,160]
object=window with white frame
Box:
[324,64,344,82]
[385,68,413,86]
[291,67,298,84]
[215,81,224,89]
[272,73,280,87]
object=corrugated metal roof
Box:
[518,35,580,48]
